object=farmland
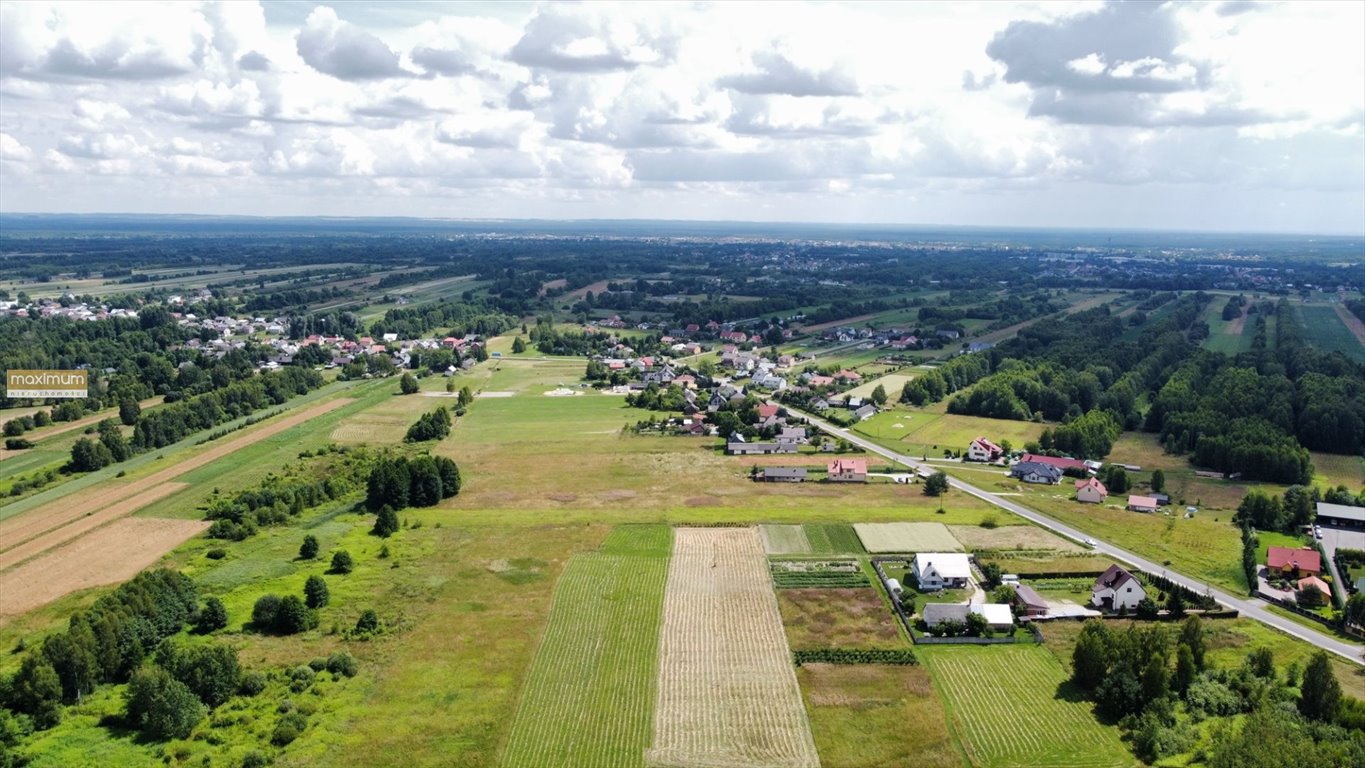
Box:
[854,522,964,553]
[1297,303,1365,363]
[798,663,961,768]
[648,527,820,768]
[922,646,1134,768]
[852,411,1048,460]
[499,526,671,768]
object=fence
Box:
[1253,591,1340,630]
[870,557,1044,645]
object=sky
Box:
[0,0,1362,234]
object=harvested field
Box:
[647,527,819,768]
[924,646,1132,768]
[777,588,903,649]
[761,524,813,554]
[854,522,961,553]
[947,524,1082,553]
[500,526,671,768]
[0,399,348,557]
[0,482,189,570]
[0,517,209,621]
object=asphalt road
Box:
[797,408,1365,666]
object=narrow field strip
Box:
[854,522,961,553]
[0,482,189,571]
[500,527,672,768]
[922,646,1132,768]
[647,527,820,768]
[0,398,350,552]
[0,517,210,621]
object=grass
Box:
[799,664,962,768]
[1256,530,1310,564]
[498,525,671,768]
[1199,299,1253,356]
[921,645,1134,768]
[761,523,814,554]
[1297,304,1365,363]
[844,373,918,400]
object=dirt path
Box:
[1335,304,1365,347]
[1226,305,1249,336]
[0,398,350,560]
[0,517,209,621]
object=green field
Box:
[853,410,1047,459]
[1199,299,1254,355]
[800,664,962,768]
[922,646,1134,768]
[803,523,865,554]
[499,526,671,768]
[1297,304,1365,363]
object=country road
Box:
[795,407,1365,666]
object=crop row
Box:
[792,648,917,666]
[500,550,668,768]
[772,572,872,589]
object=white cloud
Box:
[0,0,1358,233]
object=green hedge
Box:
[793,648,917,666]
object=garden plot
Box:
[500,526,672,768]
[760,524,813,554]
[924,646,1131,768]
[647,527,819,768]
[854,522,962,553]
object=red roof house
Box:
[1267,546,1321,577]
[827,459,868,483]
[1020,453,1088,473]
[756,404,780,420]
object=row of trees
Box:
[1,569,198,729]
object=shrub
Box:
[252,594,282,630]
[241,752,269,768]
[372,506,399,538]
[195,597,229,633]
[274,595,316,635]
[124,666,205,741]
[238,672,267,696]
[271,711,307,746]
[354,609,381,635]
[299,535,319,560]
[329,550,354,574]
[303,575,330,609]
[326,651,358,678]
[288,666,315,693]
[205,548,227,560]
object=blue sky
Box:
[0,1,1361,234]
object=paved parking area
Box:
[1319,526,1365,595]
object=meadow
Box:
[853,410,1047,459]
[798,664,962,768]
[921,645,1134,768]
[1198,298,1253,355]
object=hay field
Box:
[500,526,672,768]
[854,522,961,553]
[647,527,819,768]
[923,646,1133,768]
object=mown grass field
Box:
[1199,299,1254,355]
[1297,304,1365,363]
[499,526,671,768]
[922,646,1134,768]
[799,664,962,768]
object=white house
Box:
[967,437,1003,462]
[912,553,971,590]
[1075,477,1108,504]
[1090,565,1146,613]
